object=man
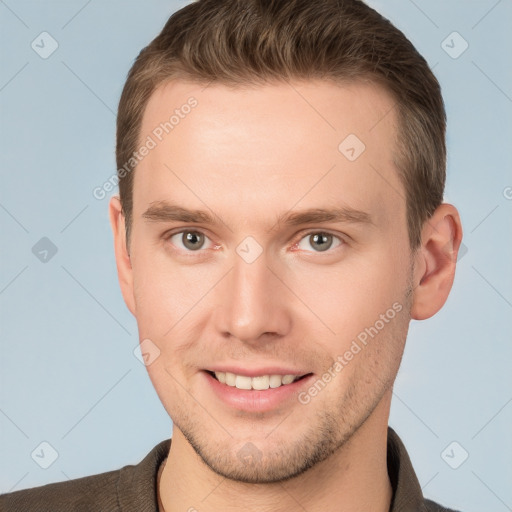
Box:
[1,0,464,510]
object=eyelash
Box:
[164,228,345,256]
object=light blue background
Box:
[1,1,511,511]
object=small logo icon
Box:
[32,237,58,263]
[236,236,263,264]
[441,32,468,59]
[237,442,262,466]
[441,441,469,469]
[134,338,161,366]
[338,134,366,161]
[31,32,59,59]
[31,441,59,469]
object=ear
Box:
[109,196,136,316]
[410,203,463,320]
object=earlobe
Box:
[109,196,136,316]
[410,204,463,320]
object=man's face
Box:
[125,79,414,482]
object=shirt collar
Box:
[118,426,426,511]
[387,426,426,511]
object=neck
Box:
[159,393,393,512]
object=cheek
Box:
[288,248,409,342]
[130,244,219,333]
[144,361,191,425]
[129,247,226,391]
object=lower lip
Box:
[202,371,314,413]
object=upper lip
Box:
[205,366,311,378]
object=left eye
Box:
[168,231,214,251]
[296,232,343,252]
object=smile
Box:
[208,370,310,390]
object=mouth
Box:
[204,370,313,391]
[202,369,316,412]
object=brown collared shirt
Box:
[0,427,461,511]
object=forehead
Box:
[134,78,404,233]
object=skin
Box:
[109,79,462,512]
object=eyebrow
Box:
[142,201,373,230]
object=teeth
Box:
[213,371,302,390]
[281,375,295,385]
[269,375,282,388]
[235,375,252,390]
[225,372,236,386]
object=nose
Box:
[214,246,292,344]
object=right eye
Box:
[166,230,215,252]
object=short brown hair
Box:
[116,0,446,249]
